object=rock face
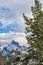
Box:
[2,47,10,57]
[0,52,5,65]
[2,40,30,57]
[2,40,22,57]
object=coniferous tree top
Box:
[23,0,43,64]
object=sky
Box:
[0,0,43,48]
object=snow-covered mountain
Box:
[2,40,31,57]
[2,40,22,57]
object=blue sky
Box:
[0,0,43,48]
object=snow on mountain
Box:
[2,40,31,57]
[2,40,22,57]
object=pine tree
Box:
[23,0,43,64]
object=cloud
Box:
[1,0,43,33]
[0,0,34,27]
[0,7,15,27]
[0,7,14,19]
[0,31,27,48]
[0,19,25,33]
[0,6,25,33]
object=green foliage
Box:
[22,55,30,65]
[4,56,20,65]
[23,0,43,64]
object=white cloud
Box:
[0,0,43,27]
[0,0,34,27]
[0,31,27,48]
[0,18,16,27]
